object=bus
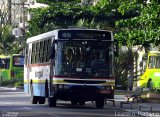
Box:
[137,51,160,90]
[24,28,116,108]
[0,54,24,80]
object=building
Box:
[11,0,47,37]
[11,0,47,29]
[1,0,99,37]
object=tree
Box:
[27,0,121,36]
[115,0,160,47]
[0,0,23,54]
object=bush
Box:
[14,81,23,87]
[0,78,23,88]
[151,89,160,94]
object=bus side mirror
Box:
[114,40,119,57]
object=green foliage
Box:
[151,89,160,94]
[114,51,129,87]
[27,0,125,37]
[116,0,160,47]
[27,2,88,36]
[0,25,23,54]
[0,78,23,88]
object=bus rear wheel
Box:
[96,99,104,109]
[30,84,38,104]
[48,97,56,107]
[71,100,78,105]
[79,101,85,105]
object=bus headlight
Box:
[100,86,105,90]
[58,85,63,89]
[64,85,69,89]
[107,87,111,90]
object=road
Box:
[0,87,137,117]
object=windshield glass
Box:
[54,41,113,78]
[0,58,10,69]
[148,56,160,69]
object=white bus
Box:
[24,28,116,108]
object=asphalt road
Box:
[0,87,137,117]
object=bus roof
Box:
[149,51,160,54]
[0,55,10,58]
[26,28,113,43]
[0,54,23,58]
[27,30,56,43]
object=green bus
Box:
[0,54,24,80]
[137,51,160,90]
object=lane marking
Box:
[16,107,32,110]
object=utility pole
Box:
[12,1,30,37]
[7,0,12,24]
[22,2,26,37]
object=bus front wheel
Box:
[39,97,45,104]
[48,97,56,107]
[96,99,104,109]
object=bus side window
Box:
[0,59,2,69]
[40,41,44,63]
[43,39,48,62]
[148,56,155,68]
[50,45,55,59]
[47,39,52,62]
[35,42,40,63]
[5,59,9,69]
[31,43,36,64]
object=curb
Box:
[0,86,23,91]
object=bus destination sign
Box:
[58,30,111,40]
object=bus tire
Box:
[79,101,85,105]
[45,80,49,98]
[96,99,104,109]
[71,100,78,105]
[109,91,114,99]
[30,84,38,104]
[39,97,45,104]
[48,97,56,107]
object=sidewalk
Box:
[113,95,160,117]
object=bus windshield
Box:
[0,58,10,69]
[13,56,24,67]
[54,41,113,78]
[148,56,160,69]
